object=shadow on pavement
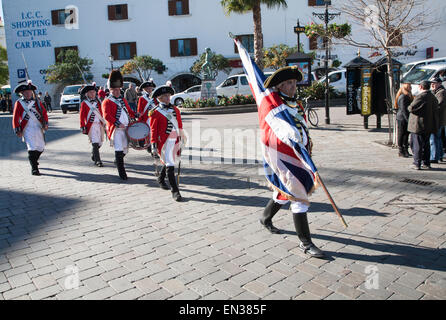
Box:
[0,189,80,256]
[311,202,388,217]
[312,233,446,272]
[183,188,269,208]
[0,116,80,158]
[40,168,157,186]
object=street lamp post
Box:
[313,0,340,125]
[109,55,114,70]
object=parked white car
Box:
[170,85,202,105]
[402,64,446,96]
[318,69,347,94]
[401,57,446,78]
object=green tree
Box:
[46,50,93,85]
[121,55,167,82]
[190,50,232,78]
[263,44,298,70]
[221,0,288,70]
[0,46,9,85]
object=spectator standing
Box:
[0,96,6,112]
[44,92,52,113]
[124,83,137,113]
[395,82,413,157]
[408,81,439,170]
[430,77,446,163]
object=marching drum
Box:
[126,121,151,150]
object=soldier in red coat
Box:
[150,85,186,201]
[79,82,106,167]
[137,79,157,155]
[102,70,136,180]
[12,80,48,176]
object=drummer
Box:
[150,85,186,201]
[102,70,136,180]
[137,79,157,154]
[79,82,106,167]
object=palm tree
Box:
[221,0,288,70]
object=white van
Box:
[401,57,446,78]
[318,69,347,94]
[402,64,446,95]
[216,74,252,97]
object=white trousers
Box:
[163,138,177,167]
[272,190,309,214]
[23,123,45,152]
[112,128,128,154]
[88,123,104,146]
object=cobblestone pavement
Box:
[0,107,445,300]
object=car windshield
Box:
[402,68,437,83]
[401,64,415,75]
[63,85,82,95]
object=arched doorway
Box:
[170,73,201,93]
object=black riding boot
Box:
[293,212,324,258]
[260,199,282,234]
[28,151,40,176]
[157,166,169,190]
[167,166,182,201]
[115,151,127,180]
[92,143,103,167]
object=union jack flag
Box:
[234,37,319,204]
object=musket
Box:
[21,52,46,136]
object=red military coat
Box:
[137,94,157,124]
[150,104,183,153]
[12,98,48,134]
[79,100,104,134]
[102,96,136,139]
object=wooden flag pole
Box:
[315,173,348,228]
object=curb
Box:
[179,104,257,115]
[179,98,346,115]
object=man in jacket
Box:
[408,80,439,169]
[430,78,446,163]
[124,83,138,112]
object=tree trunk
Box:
[386,50,397,146]
[252,2,264,70]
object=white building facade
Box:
[3,0,446,104]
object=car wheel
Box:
[62,108,67,114]
[174,98,184,106]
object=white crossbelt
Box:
[84,100,106,125]
[156,106,179,132]
[19,100,41,127]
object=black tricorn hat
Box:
[139,79,156,91]
[80,82,98,96]
[109,70,124,88]
[263,66,303,88]
[14,80,37,94]
[151,85,175,99]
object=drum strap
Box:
[142,95,155,115]
[85,100,106,125]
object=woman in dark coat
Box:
[395,82,413,157]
